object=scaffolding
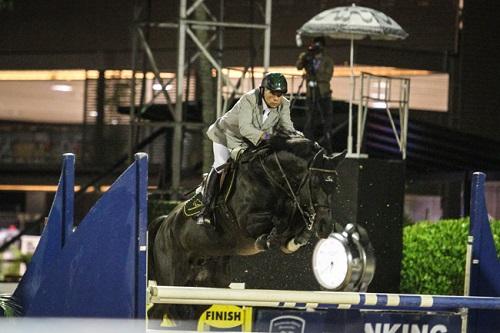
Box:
[129,0,272,198]
[349,72,410,160]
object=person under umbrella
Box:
[296,36,334,151]
[296,4,408,155]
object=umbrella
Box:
[296,3,408,155]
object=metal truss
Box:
[129,0,272,198]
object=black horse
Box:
[148,133,345,320]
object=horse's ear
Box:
[323,150,346,170]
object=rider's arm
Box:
[238,94,266,146]
[278,99,297,133]
[296,52,306,70]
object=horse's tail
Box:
[147,215,168,282]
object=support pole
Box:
[263,0,272,72]
[356,72,364,156]
[172,0,187,199]
[129,17,139,163]
[347,37,354,156]
[217,0,224,117]
[217,72,223,118]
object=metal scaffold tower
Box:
[129,0,272,198]
[350,72,410,159]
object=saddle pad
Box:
[183,192,204,217]
[182,161,239,219]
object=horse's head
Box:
[307,150,346,238]
[266,131,345,240]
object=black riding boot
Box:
[197,168,220,226]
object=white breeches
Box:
[212,142,230,171]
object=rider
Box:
[198,72,301,226]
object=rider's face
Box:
[263,89,283,108]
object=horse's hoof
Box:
[267,237,280,250]
[284,238,302,253]
[255,234,269,251]
[280,245,293,254]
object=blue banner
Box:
[253,308,363,332]
[362,311,461,333]
[253,308,461,333]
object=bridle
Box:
[259,147,337,231]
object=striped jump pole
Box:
[149,286,500,312]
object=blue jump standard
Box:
[11,153,148,318]
[468,172,500,332]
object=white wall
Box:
[0,80,84,123]
[405,194,443,222]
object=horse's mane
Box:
[267,129,318,159]
[240,129,320,169]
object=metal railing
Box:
[354,72,410,159]
[0,122,177,169]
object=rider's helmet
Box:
[261,72,288,94]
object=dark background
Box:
[0,1,457,70]
[1,0,499,142]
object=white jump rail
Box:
[148,286,500,311]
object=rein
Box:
[259,147,325,231]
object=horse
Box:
[148,132,346,320]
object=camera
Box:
[307,42,322,54]
[302,39,323,74]
[303,49,317,75]
[300,37,325,76]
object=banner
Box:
[197,304,252,332]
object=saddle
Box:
[183,144,271,218]
[183,161,237,218]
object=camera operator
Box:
[296,36,334,151]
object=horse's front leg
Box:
[279,212,315,254]
[281,228,313,254]
[254,215,289,251]
[255,226,279,251]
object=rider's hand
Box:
[261,132,271,141]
